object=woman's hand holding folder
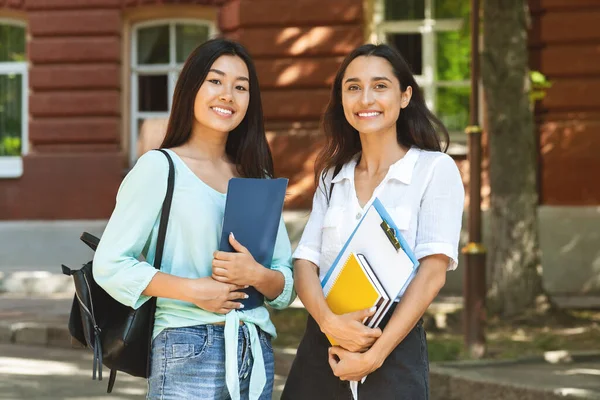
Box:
[212,232,263,286]
[212,232,286,301]
[181,276,248,314]
[321,307,382,352]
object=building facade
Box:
[1,0,599,295]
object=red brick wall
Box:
[7,0,596,218]
[0,0,124,219]
[0,0,225,219]
[530,0,600,205]
[0,0,24,10]
[220,0,364,208]
[0,0,363,218]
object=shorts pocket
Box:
[259,329,273,351]
[164,329,209,364]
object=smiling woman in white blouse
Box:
[281,44,465,400]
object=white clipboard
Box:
[321,197,419,301]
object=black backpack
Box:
[61,149,174,393]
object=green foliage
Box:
[385,0,424,20]
[529,70,552,102]
[435,0,471,19]
[0,136,21,156]
[0,64,24,157]
[427,337,464,361]
[0,24,26,62]
[435,1,471,132]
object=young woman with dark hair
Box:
[94,38,295,400]
[282,43,465,399]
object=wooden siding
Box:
[530,0,600,205]
[222,0,363,208]
[0,153,123,219]
[219,0,361,31]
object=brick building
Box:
[0,0,599,295]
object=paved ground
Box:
[431,354,600,400]
[2,342,600,400]
[0,344,286,400]
[1,279,600,399]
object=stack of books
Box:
[323,252,392,337]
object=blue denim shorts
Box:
[147,324,274,400]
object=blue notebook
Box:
[219,177,289,310]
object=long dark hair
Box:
[161,38,273,178]
[314,43,449,187]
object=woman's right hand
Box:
[185,277,249,314]
[320,307,382,352]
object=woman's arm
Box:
[143,272,247,314]
[370,254,446,360]
[263,218,296,309]
[93,151,170,309]
[295,259,381,352]
[293,259,330,325]
[211,198,298,310]
[211,230,289,302]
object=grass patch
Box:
[269,307,600,363]
[270,307,309,348]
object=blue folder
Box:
[219,177,289,310]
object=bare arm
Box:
[142,272,247,314]
[251,267,285,300]
[212,233,286,300]
[367,255,447,367]
[294,259,332,324]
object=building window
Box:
[0,19,27,178]
[374,0,471,152]
[130,20,214,164]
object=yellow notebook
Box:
[324,252,382,345]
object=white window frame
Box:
[0,19,28,179]
[373,0,476,154]
[130,19,216,165]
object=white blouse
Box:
[293,147,465,287]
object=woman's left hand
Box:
[328,346,381,381]
[212,233,261,286]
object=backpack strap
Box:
[327,164,343,206]
[107,369,117,394]
[80,232,100,252]
[106,149,176,394]
[154,149,175,271]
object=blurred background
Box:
[1,0,600,399]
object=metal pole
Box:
[462,0,486,359]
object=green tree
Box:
[481,0,544,316]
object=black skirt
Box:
[281,304,430,400]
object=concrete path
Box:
[431,354,600,400]
[0,344,286,400]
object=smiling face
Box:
[192,54,250,135]
[341,55,412,135]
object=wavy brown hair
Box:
[314,43,449,190]
[161,38,273,178]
